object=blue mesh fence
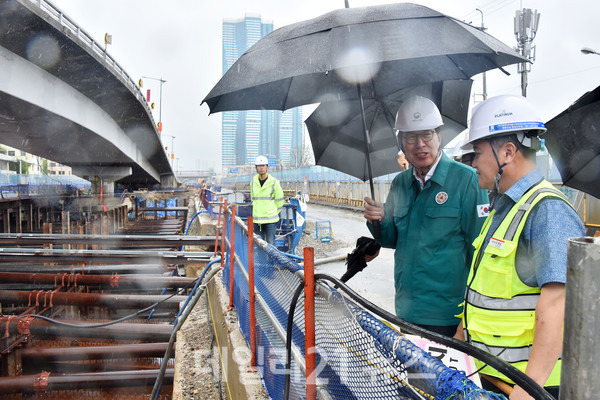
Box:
[220,165,400,185]
[221,210,507,400]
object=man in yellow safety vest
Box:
[455,95,585,399]
[250,155,284,245]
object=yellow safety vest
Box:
[463,179,571,386]
[250,174,284,224]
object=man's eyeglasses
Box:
[402,130,435,145]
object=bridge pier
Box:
[72,167,132,196]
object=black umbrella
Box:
[203,3,525,188]
[204,3,524,113]
[305,80,473,180]
[545,85,600,199]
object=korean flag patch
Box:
[477,204,490,218]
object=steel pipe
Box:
[0,264,171,274]
[21,342,169,361]
[3,319,173,341]
[0,233,216,247]
[0,290,187,309]
[0,368,174,393]
[0,248,213,264]
[0,272,197,289]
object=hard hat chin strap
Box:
[488,139,507,209]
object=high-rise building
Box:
[221,14,302,168]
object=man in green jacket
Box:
[251,155,284,245]
[364,96,489,337]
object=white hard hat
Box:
[463,95,546,150]
[395,96,444,133]
[452,129,474,158]
[255,155,268,165]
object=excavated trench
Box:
[0,191,220,399]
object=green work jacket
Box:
[369,152,489,326]
[250,174,284,224]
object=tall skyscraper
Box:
[221,14,302,168]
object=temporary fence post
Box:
[228,204,237,309]
[214,197,223,257]
[220,199,228,270]
[248,217,257,368]
[304,247,316,400]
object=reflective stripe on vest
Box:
[253,214,279,222]
[470,340,532,364]
[464,179,570,386]
[466,290,539,311]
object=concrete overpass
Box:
[0,0,175,193]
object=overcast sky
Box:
[49,0,600,174]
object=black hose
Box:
[314,273,554,400]
[24,286,189,328]
[283,281,306,400]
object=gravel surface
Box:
[174,293,226,400]
[298,219,354,260]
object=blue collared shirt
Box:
[483,170,586,287]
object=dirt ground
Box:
[298,219,355,260]
[174,293,226,400]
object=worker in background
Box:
[453,143,475,167]
[451,129,476,167]
[455,151,475,167]
[363,96,489,337]
[250,155,284,245]
[455,95,585,399]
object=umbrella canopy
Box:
[305,80,472,180]
[203,3,526,113]
[545,85,600,199]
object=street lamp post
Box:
[476,8,487,101]
[581,47,600,56]
[141,76,166,135]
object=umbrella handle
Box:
[372,220,381,239]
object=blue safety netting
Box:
[221,212,507,400]
[220,165,400,185]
